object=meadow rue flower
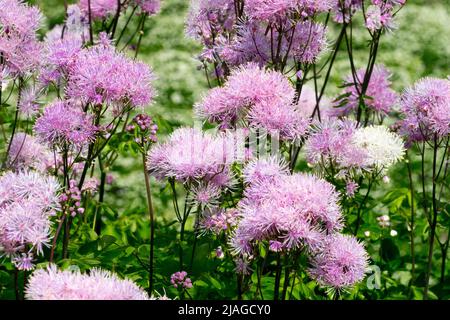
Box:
[230,172,343,256]
[6,133,53,172]
[305,119,366,174]
[78,0,118,20]
[390,229,398,237]
[186,0,236,40]
[296,85,330,119]
[0,0,43,76]
[66,43,155,110]
[0,170,60,210]
[188,183,221,209]
[306,120,404,176]
[147,127,244,183]
[332,65,397,117]
[135,0,161,15]
[25,265,149,300]
[243,156,289,185]
[18,87,41,117]
[217,22,271,67]
[244,0,297,23]
[0,171,60,268]
[196,63,309,140]
[398,77,450,143]
[200,208,240,235]
[170,271,193,289]
[290,21,328,64]
[309,234,369,290]
[345,180,359,197]
[34,101,98,147]
[332,0,363,23]
[40,34,83,84]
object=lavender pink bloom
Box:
[6,133,53,173]
[0,171,60,269]
[147,127,243,184]
[0,0,43,76]
[26,265,150,300]
[66,43,155,110]
[331,65,397,117]
[170,271,193,289]
[309,234,369,290]
[34,101,98,147]
[78,0,118,20]
[398,77,450,143]
[230,171,343,256]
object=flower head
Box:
[34,101,98,147]
[231,173,343,256]
[6,133,53,172]
[147,127,244,183]
[309,234,369,290]
[67,44,155,110]
[25,265,149,300]
[398,77,450,142]
[332,65,397,117]
[78,0,118,19]
[170,271,193,289]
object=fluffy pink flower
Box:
[332,64,397,116]
[26,265,149,300]
[34,101,98,147]
[230,173,343,256]
[186,0,235,40]
[243,156,289,185]
[245,0,297,22]
[0,0,43,76]
[290,21,328,64]
[196,63,304,137]
[398,77,450,142]
[67,43,155,109]
[332,0,363,23]
[136,0,161,15]
[147,127,244,183]
[6,133,53,172]
[0,171,60,268]
[309,234,369,290]
[78,0,118,19]
[200,208,240,235]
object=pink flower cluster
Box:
[34,101,98,148]
[231,162,343,256]
[66,42,155,110]
[309,234,369,290]
[195,63,310,141]
[0,0,43,76]
[25,265,149,300]
[365,0,406,32]
[397,77,450,143]
[59,180,85,217]
[147,127,243,184]
[230,158,368,289]
[0,171,60,270]
[305,119,405,179]
[331,65,397,117]
[78,0,118,20]
[6,133,53,173]
[170,271,193,289]
[200,208,241,235]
